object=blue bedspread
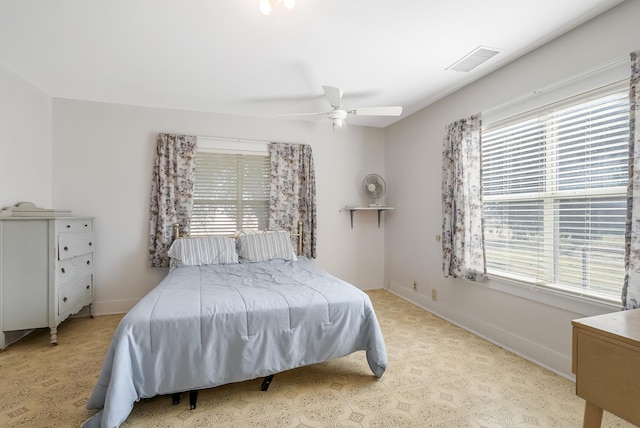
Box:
[83,257,387,427]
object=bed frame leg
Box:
[189,390,198,410]
[261,375,274,391]
[171,391,197,409]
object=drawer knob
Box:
[64,246,69,251]
[61,268,66,274]
[86,260,91,265]
[63,297,68,302]
[86,285,90,290]
[84,224,88,228]
[66,224,71,229]
[89,242,92,246]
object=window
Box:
[482,86,629,303]
[190,151,270,236]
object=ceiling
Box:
[0,0,625,128]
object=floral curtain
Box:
[623,50,640,309]
[441,114,487,281]
[268,142,317,258]
[148,133,198,267]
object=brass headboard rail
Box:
[293,220,303,256]
[173,221,304,256]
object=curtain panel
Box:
[623,50,640,309]
[268,142,317,258]
[441,114,487,281]
[148,133,198,267]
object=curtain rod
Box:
[483,55,628,116]
[197,135,271,144]
[196,135,305,146]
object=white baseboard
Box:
[91,298,139,316]
[385,286,575,381]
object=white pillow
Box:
[236,230,297,263]
[168,236,238,266]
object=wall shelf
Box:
[344,206,395,228]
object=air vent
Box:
[447,46,501,72]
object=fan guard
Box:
[362,174,386,206]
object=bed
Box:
[83,226,388,428]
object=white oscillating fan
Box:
[362,174,386,206]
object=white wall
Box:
[6,0,637,380]
[385,0,640,379]
[0,66,52,209]
[51,100,387,314]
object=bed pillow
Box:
[236,230,297,263]
[168,236,238,266]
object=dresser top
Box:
[0,202,74,218]
[572,308,640,344]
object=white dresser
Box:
[0,211,94,349]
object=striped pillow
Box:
[236,230,297,263]
[168,236,238,266]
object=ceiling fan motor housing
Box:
[328,109,347,121]
[329,109,347,127]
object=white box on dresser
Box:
[0,206,94,349]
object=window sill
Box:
[481,274,621,317]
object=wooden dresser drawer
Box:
[58,276,93,315]
[56,219,93,233]
[58,232,94,260]
[55,253,93,285]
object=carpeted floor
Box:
[0,289,634,427]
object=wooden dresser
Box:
[0,207,94,349]
[572,308,640,427]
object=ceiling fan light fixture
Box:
[260,0,294,15]
[259,0,272,15]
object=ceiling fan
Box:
[278,85,402,130]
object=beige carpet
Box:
[0,289,635,428]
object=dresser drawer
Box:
[58,232,94,260]
[58,276,93,315]
[55,253,93,285]
[56,219,93,233]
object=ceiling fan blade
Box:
[276,111,328,117]
[322,85,342,109]
[348,106,403,116]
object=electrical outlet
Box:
[432,289,438,301]
[413,281,417,291]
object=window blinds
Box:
[191,152,270,236]
[482,88,629,302]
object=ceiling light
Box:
[260,0,295,15]
[259,0,272,15]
